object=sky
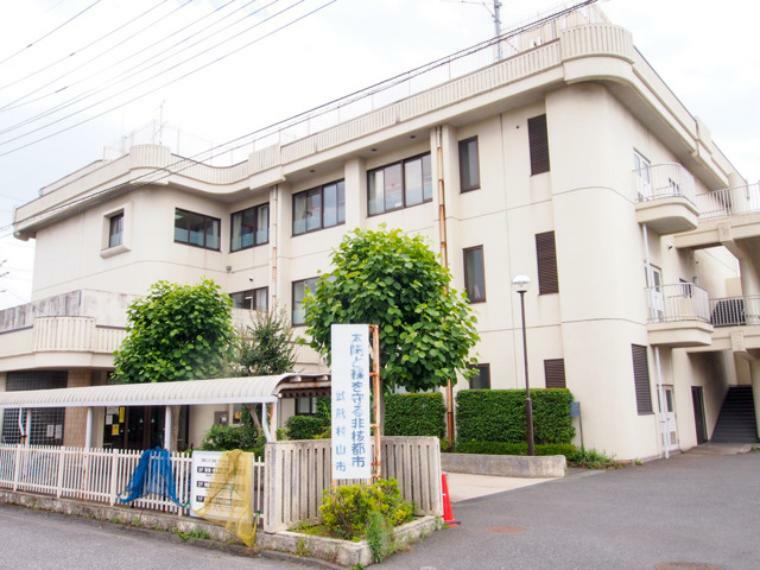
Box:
[0,0,758,309]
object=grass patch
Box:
[173,528,212,542]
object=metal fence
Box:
[696,183,760,219]
[633,163,696,204]
[645,283,710,324]
[709,296,760,327]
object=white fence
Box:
[709,296,760,327]
[646,283,710,324]
[696,183,760,219]
[633,163,696,204]
[0,445,193,515]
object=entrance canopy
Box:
[0,373,329,409]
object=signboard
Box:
[331,324,371,480]
[190,450,237,519]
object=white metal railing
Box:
[695,183,760,219]
[709,296,760,327]
[633,163,696,204]
[645,282,710,324]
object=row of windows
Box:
[467,359,567,390]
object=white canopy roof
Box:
[0,374,329,409]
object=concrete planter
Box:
[259,515,441,568]
[442,453,566,478]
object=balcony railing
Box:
[646,283,709,323]
[633,163,696,204]
[709,296,760,327]
[695,183,760,219]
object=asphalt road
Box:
[379,451,760,570]
[0,505,308,570]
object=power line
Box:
[0,0,105,67]
[0,0,332,156]
[0,0,170,94]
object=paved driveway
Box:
[380,452,760,570]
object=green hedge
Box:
[384,393,445,438]
[286,415,329,440]
[456,388,574,444]
[453,441,577,456]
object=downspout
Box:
[641,223,669,459]
[436,126,455,446]
[271,184,279,307]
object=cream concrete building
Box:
[2,6,759,459]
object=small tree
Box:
[113,279,234,383]
[304,228,479,392]
[229,307,295,376]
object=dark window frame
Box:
[535,231,559,295]
[292,179,346,236]
[463,245,487,303]
[458,136,481,192]
[367,152,433,217]
[544,358,566,389]
[230,286,269,311]
[470,364,491,389]
[295,396,318,416]
[528,114,551,175]
[291,277,318,326]
[107,211,124,248]
[230,202,269,252]
[631,344,654,415]
[173,208,222,251]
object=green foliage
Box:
[566,448,617,469]
[228,307,295,376]
[174,528,212,542]
[319,478,414,540]
[366,510,394,563]
[304,228,479,392]
[286,415,329,440]
[456,388,575,444]
[384,393,445,437]
[200,406,264,456]
[453,441,578,456]
[113,279,234,383]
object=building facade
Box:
[2,7,759,459]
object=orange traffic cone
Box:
[441,472,460,527]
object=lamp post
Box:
[512,274,535,456]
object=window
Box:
[544,359,566,388]
[535,231,559,294]
[368,153,433,215]
[292,181,345,235]
[230,287,268,312]
[528,114,550,175]
[107,212,124,248]
[292,277,318,325]
[470,364,491,389]
[230,203,269,251]
[631,344,654,414]
[463,246,486,303]
[174,208,220,251]
[296,396,318,415]
[458,137,480,192]
[634,151,652,199]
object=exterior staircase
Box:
[711,386,759,443]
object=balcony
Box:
[646,283,713,347]
[705,296,760,356]
[634,163,699,234]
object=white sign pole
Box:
[331,324,372,481]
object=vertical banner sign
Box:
[331,324,371,480]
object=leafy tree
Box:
[304,228,479,392]
[229,307,295,376]
[113,279,234,383]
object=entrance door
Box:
[659,385,679,452]
[691,386,707,444]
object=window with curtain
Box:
[292,277,318,325]
[230,203,269,251]
[292,181,345,235]
[367,153,432,215]
[174,208,221,251]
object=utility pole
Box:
[492,1,503,60]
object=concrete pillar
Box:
[751,360,760,439]
[273,183,291,309]
[84,407,93,450]
[269,401,278,441]
[344,157,367,230]
[739,258,760,325]
[727,171,750,215]
[164,405,173,451]
[269,185,280,308]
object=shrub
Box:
[366,510,393,563]
[319,478,413,540]
[566,448,617,469]
[384,393,445,437]
[286,415,329,440]
[456,388,575,444]
[453,441,577,456]
[200,406,264,456]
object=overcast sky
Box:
[0,0,758,309]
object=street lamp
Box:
[512,274,535,456]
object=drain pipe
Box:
[641,223,669,459]
[435,126,455,446]
[271,184,279,307]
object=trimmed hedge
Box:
[286,415,328,440]
[384,393,445,438]
[456,388,574,444]
[453,441,577,456]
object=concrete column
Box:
[751,359,760,439]
[84,407,93,450]
[269,401,278,441]
[344,157,367,230]
[727,171,750,215]
[164,405,173,451]
[269,185,280,308]
[273,183,291,309]
[739,258,760,325]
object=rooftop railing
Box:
[646,282,709,324]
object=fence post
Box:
[12,444,21,491]
[109,450,119,505]
[56,447,65,498]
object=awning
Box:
[0,373,330,409]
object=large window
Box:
[230,287,268,312]
[174,208,220,251]
[230,203,269,251]
[292,181,345,235]
[292,277,318,325]
[528,114,550,175]
[463,246,486,303]
[470,364,491,389]
[368,153,433,215]
[458,137,480,192]
[107,212,124,248]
